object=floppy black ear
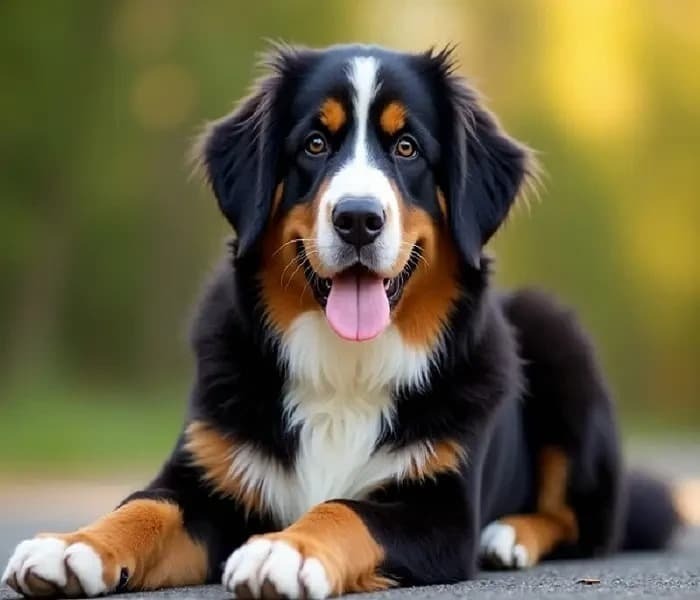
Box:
[429,50,536,268]
[197,47,305,258]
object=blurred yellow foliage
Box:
[538,0,646,142]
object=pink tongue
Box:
[325,272,390,341]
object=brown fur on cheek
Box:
[258,190,325,333]
[252,502,394,595]
[391,197,460,349]
[43,500,207,591]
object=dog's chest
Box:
[255,312,436,525]
[272,385,400,525]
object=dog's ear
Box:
[196,47,306,259]
[428,49,537,268]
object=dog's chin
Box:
[296,241,420,342]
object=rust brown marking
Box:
[408,439,465,481]
[379,101,407,135]
[320,98,346,133]
[436,187,448,219]
[251,502,394,595]
[259,179,330,333]
[537,446,571,515]
[270,182,284,219]
[498,447,578,566]
[499,513,575,566]
[184,420,264,515]
[41,500,207,592]
[388,182,460,348]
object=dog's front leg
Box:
[223,472,476,598]
[2,497,207,597]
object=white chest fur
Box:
[241,312,438,526]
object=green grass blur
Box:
[0,381,183,473]
[0,1,698,473]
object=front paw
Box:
[2,537,119,598]
[479,521,531,569]
[223,537,331,599]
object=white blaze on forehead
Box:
[316,56,402,274]
[348,56,380,162]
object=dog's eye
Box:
[304,132,328,157]
[394,134,418,159]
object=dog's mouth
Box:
[297,241,420,341]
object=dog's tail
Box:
[621,471,698,550]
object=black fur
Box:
[201,49,305,258]
[622,471,681,551]
[74,45,687,591]
[427,48,535,268]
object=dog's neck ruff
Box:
[231,310,442,526]
[279,311,437,395]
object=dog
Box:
[2,44,681,599]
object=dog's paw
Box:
[2,537,117,598]
[223,537,331,599]
[479,521,531,570]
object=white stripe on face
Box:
[349,56,378,163]
[316,56,402,275]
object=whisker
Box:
[284,258,305,289]
[271,239,338,259]
[271,238,317,258]
[413,250,430,269]
[299,263,318,303]
[279,253,303,287]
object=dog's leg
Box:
[2,497,208,597]
[223,502,391,598]
[479,446,578,569]
[502,289,624,556]
[222,472,477,598]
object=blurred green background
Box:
[1,0,698,475]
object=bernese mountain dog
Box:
[3,44,680,599]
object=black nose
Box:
[332,197,385,248]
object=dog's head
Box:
[198,44,535,347]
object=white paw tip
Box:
[479,521,530,570]
[300,557,332,599]
[259,541,302,597]
[21,538,70,588]
[224,538,273,596]
[65,542,108,596]
[512,543,530,568]
[223,539,331,599]
[2,537,108,597]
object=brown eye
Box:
[394,134,418,159]
[304,132,328,156]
